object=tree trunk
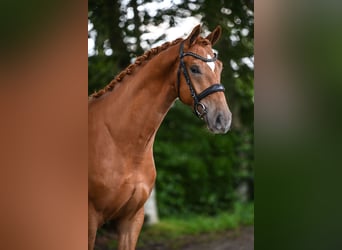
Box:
[144,187,159,225]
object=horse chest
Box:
[94,157,156,221]
[102,178,152,222]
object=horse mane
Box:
[89,37,185,101]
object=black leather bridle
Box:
[177,41,225,119]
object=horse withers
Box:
[88,24,232,250]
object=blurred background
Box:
[88,0,254,249]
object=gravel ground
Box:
[181,226,254,250]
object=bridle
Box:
[177,41,225,119]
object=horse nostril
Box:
[215,113,223,129]
[213,112,231,133]
[216,114,221,123]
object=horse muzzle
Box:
[205,109,232,134]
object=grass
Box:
[137,202,254,247]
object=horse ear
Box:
[205,25,222,46]
[186,24,202,47]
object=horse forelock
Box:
[89,38,184,100]
[196,37,211,46]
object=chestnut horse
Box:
[88,25,232,250]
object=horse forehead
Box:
[193,44,213,56]
[193,46,217,72]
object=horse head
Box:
[177,25,232,134]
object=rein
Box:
[177,41,225,119]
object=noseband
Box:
[177,41,225,119]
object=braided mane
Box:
[89,38,184,101]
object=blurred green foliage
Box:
[89,0,254,216]
[154,102,253,216]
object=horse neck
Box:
[100,45,179,153]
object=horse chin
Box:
[204,110,232,134]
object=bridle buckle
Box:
[195,102,207,119]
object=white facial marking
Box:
[207,55,215,72]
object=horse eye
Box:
[190,65,201,74]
